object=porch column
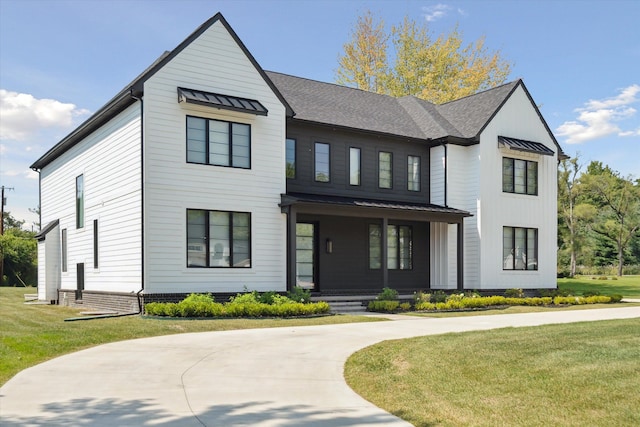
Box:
[457,221,464,290]
[382,217,389,288]
[286,206,297,291]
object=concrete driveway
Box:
[1,306,639,426]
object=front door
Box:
[296,223,318,291]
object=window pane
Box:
[286,138,296,179]
[232,212,251,267]
[210,211,230,267]
[187,117,206,163]
[502,158,513,192]
[61,229,68,272]
[296,223,315,288]
[527,161,538,195]
[187,210,207,267]
[379,152,392,188]
[503,227,513,270]
[232,123,250,168]
[369,224,381,269]
[350,147,361,186]
[209,120,230,166]
[514,227,527,270]
[408,156,420,191]
[387,225,398,269]
[514,160,526,194]
[76,175,84,228]
[315,143,330,182]
[527,228,538,270]
[399,226,412,269]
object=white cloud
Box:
[0,89,90,141]
[423,4,452,22]
[556,84,640,144]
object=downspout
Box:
[131,89,145,312]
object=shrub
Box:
[377,287,399,301]
[430,290,448,303]
[399,302,411,311]
[368,300,399,312]
[413,291,431,304]
[287,286,311,303]
[583,291,601,297]
[258,291,278,304]
[504,288,524,298]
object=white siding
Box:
[39,104,142,294]
[477,85,558,289]
[429,145,445,206]
[142,20,287,293]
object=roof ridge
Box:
[440,79,522,106]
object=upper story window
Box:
[502,157,537,195]
[350,147,361,186]
[503,226,538,270]
[379,151,392,189]
[286,138,296,179]
[187,209,251,268]
[186,116,250,169]
[315,142,330,182]
[407,155,420,192]
[76,175,84,229]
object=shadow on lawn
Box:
[1,397,402,426]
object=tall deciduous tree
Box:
[335,10,389,94]
[1,212,37,286]
[581,162,640,276]
[335,11,512,103]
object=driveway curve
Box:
[2,307,639,426]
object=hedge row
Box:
[145,292,330,318]
[413,294,622,311]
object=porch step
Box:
[327,301,367,314]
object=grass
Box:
[345,319,640,427]
[559,275,640,298]
[0,287,381,386]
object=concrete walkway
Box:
[1,307,639,426]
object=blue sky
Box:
[1,0,639,227]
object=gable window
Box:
[76,175,84,228]
[379,151,392,189]
[187,209,251,268]
[61,229,67,272]
[186,116,250,168]
[286,138,296,179]
[407,155,420,191]
[502,157,537,195]
[368,224,412,270]
[350,147,361,186]
[503,226,538,270]
[315,142,330,182]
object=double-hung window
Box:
[187,209,251,268]
[369,224,412,270]
[187,116,250,168]
[379,152,392,189]
[407,155,420,191]
[502,157,537,195]
[503,226,538,270]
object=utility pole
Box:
[1,186,15,285]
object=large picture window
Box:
[286,138,296,179]
[369,224,412,270]
[407,155,420,191]
[379,151,392,189]
[187,209,251,268]
[187,116,250,168]
[315,142,330,182]
[502,157,537,195]
[503,226,538,270]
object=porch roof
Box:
[280,193,471,223]
[35,219,59,241]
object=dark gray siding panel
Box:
[287,122,431,204]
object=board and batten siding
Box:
[39,103,142,294]
[142,20,287,294]
[477,85,558,289]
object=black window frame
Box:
[407,155,421,192]
[76,174,84,229]
[186,115,251,169]
[314,142,331,183]
[286,138,296,179]
[186,209,252,268]
[349,146,361,186]
[378,151,393,189]
[93,219,98,269]
[368,223,413,270]
[503,226,538,271]
[502,157,538,195]
[61,228,67,272]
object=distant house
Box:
[31,13,565,312]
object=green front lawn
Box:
[346,318,640,426]
[0,287,380,386]
[559,275,640,298]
